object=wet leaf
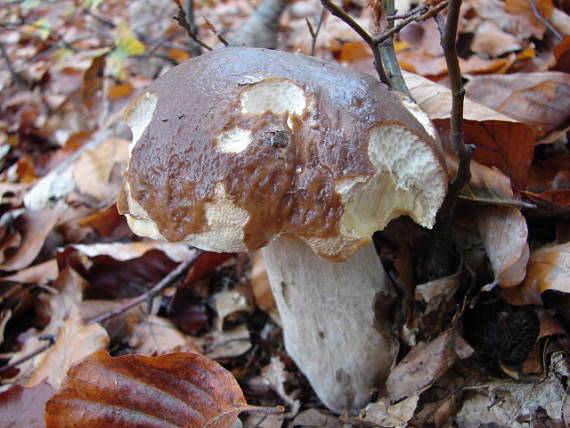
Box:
[45,350,268,428]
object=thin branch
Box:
[0,335,55,374]
[0,42,28,88]
[527,0,562,41]
[184,0,203,56]
[438,3,471,197]
[377,0,414,98]
[320,0,387,82]
[204,17,230,47]
[173,0,213,51]
[319,0,372,44]
[306,8,327,56]
[372,0,449,44]
[87,249,204,325]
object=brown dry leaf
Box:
[504,241,570,305]
[0,380,54,428]
[129,315,202,356]
[505,0,554,38]
[471,21,522,58]
[386,328,474,402]
[524,170,570,209]
[24,308,109,390]
[553,35,570,72]
[0,209,59,272]
[446,154,521,206]
[404,71,535,187]
[478,207,529,288]
[45,350,272,428]
[354,395,419,428]
[261,356,300,417]
[72,137,129,204]
[464,72,570,143]
[213,289,252,331]
[291,409,343,427]
[202,324,252,359]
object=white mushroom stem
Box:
[261,234,398,413]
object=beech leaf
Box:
[504,241,570,305]
[45,350,279,428]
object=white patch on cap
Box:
[123,91,158,154]
[215,128,252,153]
[336,123,446,239]
[181,183,249,252]
[240,79,306,118]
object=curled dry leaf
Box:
[45,350,278,428]
[386,328,474,402]
[354,395,419,428]
[0,209,59,272]
[129,315,202,356]
[477,207,529,288]
[503,241,570,305]
[464,72,570,143]
[404,71,535,187]
[505,0,554,38]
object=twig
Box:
[377,0,414,98]
[0,334,55,374]
[0,42,28,88]
[203,17,230,47]
[320,0,387,83]
[87,249,204,325]
[306,8,327,56]
[372,1,449,44]
[184,0,203,56]
[438,2,471,198]
[526,0,562,41]
[173,0,213,51]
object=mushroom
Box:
[117,47,448,412]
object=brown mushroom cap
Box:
[118,47,447,261]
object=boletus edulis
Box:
[117,47,448,413]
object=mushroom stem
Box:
[261,234,398,413]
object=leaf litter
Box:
[0,0,569,426]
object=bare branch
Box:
[527,0,562,41]
[306,8,327,56]
[87,249,203,325]
[0,335,55,374]
[204,17,230,47]
[173,0,213,51]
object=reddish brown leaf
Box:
[553,35,570,72]
[465,72,570,143]
[0,380,54,428]
[45,350,269,428]
[405,72,535,187]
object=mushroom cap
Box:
[118,47,447,261]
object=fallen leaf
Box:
[129,315,202,356]
[464,72,570,142]
[0,380,54,428]
[354,395,419,428]
[24,308,109,390]
[0,209,59,272]
[404,71,535,187]
[505,0,554,38]
[553,35,570,72]
[261,356,300,417]
[250,252,277,320]
[214,289,252,331]
[202,324,252,359]
[386,328,474,402]
[291,409,342,428]
[72,137,129,204]
[471,21,522,58]
[478,207,529,287]
[45,350,272,427]
[457,361,566,427]
[504,241,570,305]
